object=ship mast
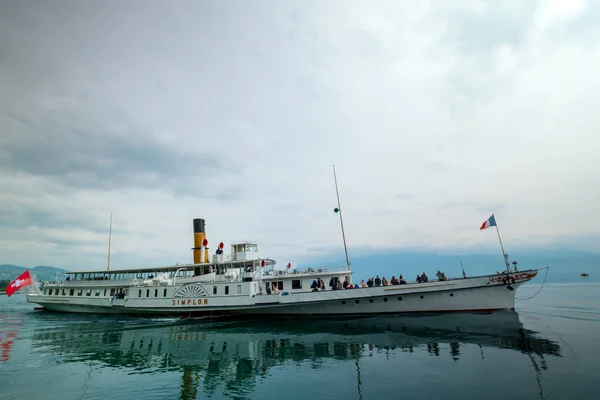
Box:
[332,165,350,272]
[107,213,112,271]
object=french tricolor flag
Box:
[480,214,497,230]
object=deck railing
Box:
[41,279,132,287]
[263,266,350,278]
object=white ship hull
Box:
[26,270,539,317]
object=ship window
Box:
[95,289,100,296]
[277,281,283,290]
[104,289,107,296]
[86,289,91,296]
[138,290,142,298]
[237,285,242,294]
[77,289,82,296]
[213,286,217,295]
[291,280,302,289]
[70,289,74,296]
[225,286,229,295]
[48,289,53,295]
[164,289,167,297]
[62,289,66,295]
[110,288,116,296]
[146,289,150,298]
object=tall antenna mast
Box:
[107,213,113,271]
[332,165,350,272]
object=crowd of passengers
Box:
[308,271,448,291]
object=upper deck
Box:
[40,232,353,291]
[63,241,274,275]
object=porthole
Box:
[450,293,454,297]
[355,299,360,304]
[420,295,424,299]
[342,300,346,305]
[398,296,403,301]
[369,299,374,303]
[383,298,388,302]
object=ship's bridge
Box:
[230,241,259,261]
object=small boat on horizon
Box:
[581,273,589,277]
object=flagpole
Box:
[33,270,40,295]
[492,215,510,272]
[332,165,350,273]
[107,213,112,271]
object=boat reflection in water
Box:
[30,311,561,399]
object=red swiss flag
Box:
[6,270,33,297]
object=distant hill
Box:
[0,264,67,282]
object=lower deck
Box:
[28,270,539,317]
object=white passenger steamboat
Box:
[24,167,545,317]
[25,216,541,317]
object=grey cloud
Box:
[394,192,416,200]
[447,2,538,55]
[436,201,506,214]
[0,1,598,269]
[565,2,600,41]
[475,203,506,214]
[0,202,124,237]
[368,208,404,218]
[437,201,478,210]
[0,206,90,231]
[425,163,446,172]
[0,106,241,195]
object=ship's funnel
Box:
[192,218,209,263]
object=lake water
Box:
[1,282,599,400]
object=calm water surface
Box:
[1,282,599,400]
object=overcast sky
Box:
[1,0,598,270]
